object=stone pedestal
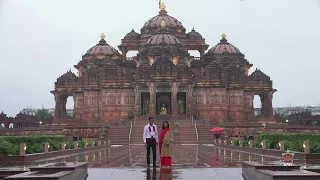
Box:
[20,143,26,156]
[261,140,266,149]
[61,142,66,150]
[279,140,284,151]
[44,143,50,153]
[304,140,310,154]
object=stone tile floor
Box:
[0,145,282,180]
[31,145,280,168]
[88,167,243,180]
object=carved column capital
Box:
[147,82,155,92]
[171,82,180,92]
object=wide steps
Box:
[107,125,130,145]
[195,121,219,144]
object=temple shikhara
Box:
[51,3,276,123]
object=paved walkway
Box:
[88,167,243,180]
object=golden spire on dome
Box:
[100,33,105,39]
[160,2,166,11]
[221,33,226,38]
[160,19,166,28]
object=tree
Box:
[35,109,51,119]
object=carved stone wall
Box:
[228,90,244,122]
[243,92,254,121]
[193,88,228,121]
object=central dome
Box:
[146,30,181,46]
[140,3,186,39]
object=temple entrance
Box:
[140,92,150,115]
[156,92,171,115]
[177,92,186,115]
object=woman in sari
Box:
[159,121,173,167]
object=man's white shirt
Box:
[143,124,158,143]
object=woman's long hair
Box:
[162,121,169,129]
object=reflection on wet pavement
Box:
[0,145,283,179]
[88,168,243,180]
[23,145,279,168]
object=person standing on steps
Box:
[143,117,158,167]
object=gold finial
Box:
[221,33,226,38]
[100,33,105,39]
[160,19,166,28]
[160,2,166,11]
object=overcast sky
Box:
[0,0,320,116]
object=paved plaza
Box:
[31,145,279,168]
[18,145,280,180]
[88,168,243,180]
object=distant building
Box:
[22,108,73,117]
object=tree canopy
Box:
[35,109,51,119]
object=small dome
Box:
[250,68,271,81]
[124,29,140,39]
[57,70,77,82]
[84,34,121,58]
[187,28,202,39]
[206,34,241,55]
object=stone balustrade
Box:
[17,140,108,156]
[226,139,312,155]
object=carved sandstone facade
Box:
[51,3,276,123]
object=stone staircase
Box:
[195,120,218,144]
[130,116,198,144]
[107,123,131,145]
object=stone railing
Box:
[217,139,320,162]
[220,139,314,158]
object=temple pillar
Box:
[171,82,180,117]
[54,94,62,119]
[198,47,205,61]
[260,93,266,116]
[186,84,195,116]
[121,47,128,62]
[61,96,67,118]
[243,92,254,121]
[73,95,76,118]
[133,84,141,117]
[147,83,156,116]
[266,91,274,117]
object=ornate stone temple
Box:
[51,3,276,122]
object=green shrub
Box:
[257,133,320,153]
[233,140,240,146]
[242,140,249,147]
[0,135,66,155]
[66,141,74,149]
[0,141,19,155]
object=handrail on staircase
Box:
[194,120,199,144]
[129,120,133,144]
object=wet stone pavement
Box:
[2,145,281,179]
[88,167,243,180]
[31,145,279,168]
